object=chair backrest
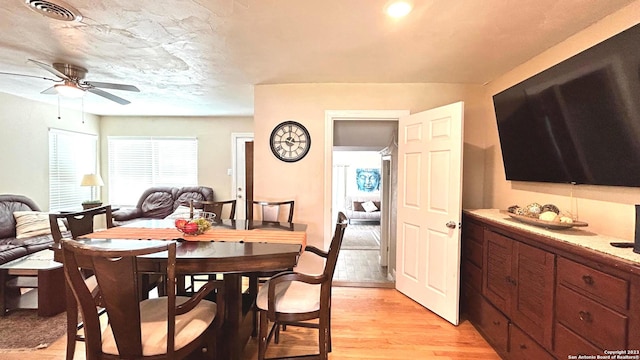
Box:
[324,212,348,281]
[252,200,295,222]
[61,239,177,358]
[49,205,114,244]
[195,199,237,220]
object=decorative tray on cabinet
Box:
[502,211,588,230]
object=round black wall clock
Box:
[269,120,311,162]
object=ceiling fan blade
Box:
[28,59,70,80]
[88,88,131,105]
[41,86,57,94]
[0,71,59,82]
[85,81,140,92]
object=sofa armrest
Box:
[112,208,142,221]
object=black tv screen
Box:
[493,23,640,187]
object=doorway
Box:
[324,110,408,287]
[231,133,254,219]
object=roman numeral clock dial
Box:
[269,120,311,162]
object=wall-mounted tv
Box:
[493,23,640,187]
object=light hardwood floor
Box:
[0,287,499,359]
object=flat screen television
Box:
[493,23,640,187]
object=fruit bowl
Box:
[174,212,215,235]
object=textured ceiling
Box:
[0,0,636,116]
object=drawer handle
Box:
[519,344,528,350]
[582,275,594,285]
[492,320,500,326]
[578,310,592,322]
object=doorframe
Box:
[323,110,409,248]
[231,132,254,219]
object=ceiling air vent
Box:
[23,0,83,22]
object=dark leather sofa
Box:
[112,186,214,226]
[0,194,60,265]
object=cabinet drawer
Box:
[479,297,509,354]
[557,257,629,310]
[463,237,483,268]
[464,220,484,244]
[462,261,482,291]
[509,323,554,360]
[556,285,627,349]
[554,322,602,359]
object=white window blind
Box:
[49,129,98,211]
[108,137,198,206]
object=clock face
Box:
[269,121,311,162]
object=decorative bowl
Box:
[173,212,215,235]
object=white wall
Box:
[99,116,253,202]
[483,1,640,239]
[253,83,487,247]
[0,92,100,210]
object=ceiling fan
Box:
[0,59,139,105]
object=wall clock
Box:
[269,120,311,162]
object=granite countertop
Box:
[464,209,640,265]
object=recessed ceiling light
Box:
[386,1,412,18]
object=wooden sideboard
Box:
[461,210,640,359]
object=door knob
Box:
[446,221,457,229]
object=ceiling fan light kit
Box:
[54,82,85,98]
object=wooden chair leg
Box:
[249,274,259,337]
[258,310,268,360]
[65,284,77,360]
[319,314,329,360]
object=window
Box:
[49,129,98,211]
[108,137,198,206]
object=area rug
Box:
[341,225,380,250]
[0,310,66,351]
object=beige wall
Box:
[253,83,487,247]
[99,116,253,203]
[484,1,640,239]
[0,92,100,210]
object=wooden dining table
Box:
[53,218,306,360]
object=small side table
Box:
[0,249,65,316]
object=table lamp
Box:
[81,173,104,209]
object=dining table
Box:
[53,218,307,360]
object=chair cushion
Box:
[256,279,321,314]
[293,251,325,276]
[102,296,217,356]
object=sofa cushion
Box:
[14,211,67,239]
[0,244,28,264]
[0,195,41,239]
[112,208,142,221]
[141,191,175,219]
[174,187,214,210]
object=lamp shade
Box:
[80,174,104,187]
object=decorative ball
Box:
[526,203,542,217]
[539,211,558,221]
[507,205,520,214]
[541,204,560,214]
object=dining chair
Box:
[49,205,114,360]
[61,238,225,359]
[252,200,294,223]
[256,212,348,360]
[182,199,238,294]
[247,200,296,334]
[198,199,237,220]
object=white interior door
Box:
[232,133,254,219]
[395,101,464,325]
